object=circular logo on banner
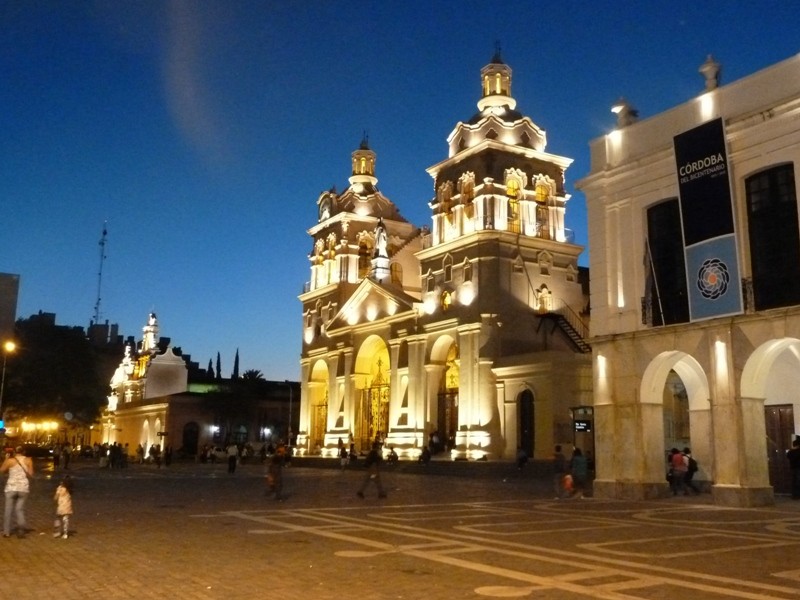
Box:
[697,258,730,299]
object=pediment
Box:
[326,278,419,333]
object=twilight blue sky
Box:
[2,1,798,380]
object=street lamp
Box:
[0,340,17,425]
[280,380,293,452]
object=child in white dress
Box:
[54,475,73,539]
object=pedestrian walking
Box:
[53,475,73,539]
[787,438,800,499]
[1,446,34,538]
[357,442,387,499]
[553,445,567,499]
[61,443,72,469]
[267,443,286,500]
[227,443,238,474]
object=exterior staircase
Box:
[539,300,591,354]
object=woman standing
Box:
[1,446,34,538]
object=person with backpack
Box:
[683,447,700,495]
[670,447,688,495]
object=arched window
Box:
[508,197,520,233]
[443,256,453,282]
[506,179,519,198]
[746,163,800,310]
[645,199,689,326]
[358,242,371,279]
[463,260,473,282]
[535,181,549,202]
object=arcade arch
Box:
[641,352,712,482]
[429,335,459,453]
[741,338,800,493]
[353,336,391,451]
[308,359,330,451]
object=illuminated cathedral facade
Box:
[296,54,591,461]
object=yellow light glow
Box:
[700,92,715,121]
[459,284,475,306]
[714,339,729,396]
[21,420,59,432]
[3,340,15,353]
[347,309,359,325]
[366,305,378,321]
[386,302,397,316]
[423,297,437,314]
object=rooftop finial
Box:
[360,130,370,150]
[699,54,721,91]
[492,40,503,64]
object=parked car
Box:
[21,444,54,459]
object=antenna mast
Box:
[93,222,108,325]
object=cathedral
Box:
[296,53,591,461]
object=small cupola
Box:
[477,48,517,112]
[349,134,378,188]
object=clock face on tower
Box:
[319,198,331,221]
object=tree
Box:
[207,358,214,380]
[241,369,263,381]
[232,348,240,379]
[4,316,107,425]
[216,352,222,381]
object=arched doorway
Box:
[436,342,459,453]
[518,389,534,457]
[742,338,800,494]
[354,336,390,452]
[309,360,329,452]
[641,352,711,485]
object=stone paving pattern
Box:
[2,456,800,599]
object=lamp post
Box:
[0,340,17,426]
[284,380,293,453]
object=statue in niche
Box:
[374,219,388,258]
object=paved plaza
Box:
[2,457,800,600]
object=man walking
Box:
[226,443,238,474]
[357,442,387,499]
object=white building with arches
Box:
[297,53,591,462]
[578,54,800,506]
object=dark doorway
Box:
[518,390,534,458]
[182,422,199,456]
[765,404,794,494]
[437,392,458,452]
